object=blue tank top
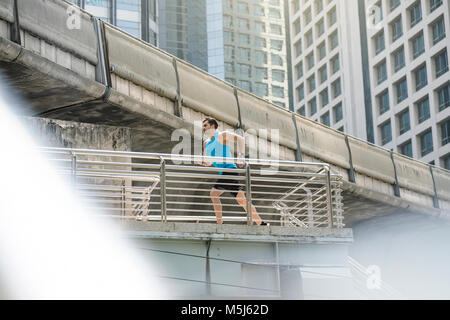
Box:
[205,131,237,173]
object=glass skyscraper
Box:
[158,0,208,72]
[207,0,290,108]
[68,0,290,108]
[67,0,158,45]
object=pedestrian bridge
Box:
[1,0,449,227]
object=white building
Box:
[288,0,450,169]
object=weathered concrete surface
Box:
[121,221,353,244]
[22,117,132,150]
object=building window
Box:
[430,0,443,12]
[270,24,282,35]
[443,154,450,170]
[238,33,250,45]
[378,90,390,114]
[297,84,305,101]
[374,31,385,55]
[328,7,337,27]
[400,140,413,157]
[398,109,411,135]
[255,67,268,80]
[412,32,425,59]
[255,21,266,33]
[318,42,326,61]
[380,121,392,145]
[319,65,328,83]
[308,75,316,93]
[321,112,330,126]
[225,62,234,73]
[317,19,325,37]
[237,2,249,14]
[320,88,329,107]
[410,2,422,27]
[294,40,302,57]
[393,47,405,72]
[391,17,403,42]
[417,97,430,123]
[331,54,340,74]
[329,31,338,50]
[237,48,250,61]
[224,15,233,28]
[307,53,315,70]
[224,46,234,60]
[238,80,251,92]
[255,51,267,64]
[304,8,312,26]
[238,18,250,30]
[255,36,266,48]
[295,62,303,79]
[271,39,283,51]
[332,78,341,98]
[238,63,251,77]
[390,0,400,11]
[297,105,306,116]
[434,50,448,78]
[315,0,324,14]
[376,60,387,84]
[309,98,317,115]
[438,84,450,111]
[396,78,408,103]
[432,17,446,45]
[293,18,301,34]
[269,8,281,19]
[272,86,284,98]
[415,64,428,91]
[255,83,268,97]
[420,130,433,157]
[255,5,265,16]
[306,30,313,47]
[334,103,343,123]
[441,119,450,146]
[271,54,283,66]
[272,70,285,82]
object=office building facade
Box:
[67,0,158,46]
[208,0,291,108]
[289,0,450,169]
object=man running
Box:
[201,117,268,226]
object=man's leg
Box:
[210,187,225,224]
[235,190,264,225]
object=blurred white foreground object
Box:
[0,84,166,300]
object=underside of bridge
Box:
[0,55,420,227]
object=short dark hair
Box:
[203,117,218,129]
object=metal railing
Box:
[40,147,344,228]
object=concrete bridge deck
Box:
[0,0,449,227]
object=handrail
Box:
[40,147,344,228]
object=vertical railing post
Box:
[160,158,167,223]
[121,179,126,217]
[325,166,334,228]
[71,152,77,188]
[245,162,253,226]
[306,189,314,227]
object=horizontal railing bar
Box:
[39,147,330,168]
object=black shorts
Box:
[213,171,244,198]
